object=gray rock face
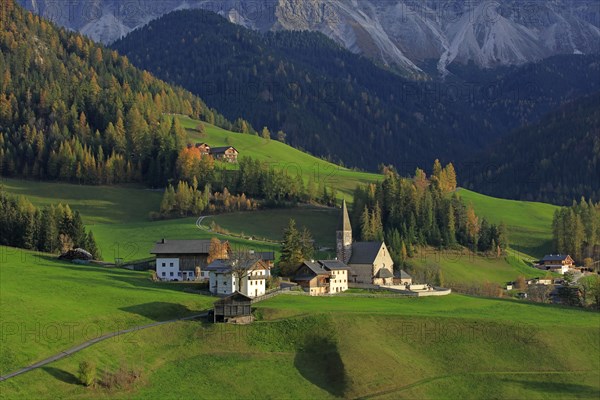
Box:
[18,0,600,76]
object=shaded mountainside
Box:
[17,0,600,77]
[464,93,600,204]
[112,9,600,170]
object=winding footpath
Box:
[0,312,207,383]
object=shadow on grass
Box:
[503,378,600,397]
[119,302,197,321]
[42,367,79,385]
[294,334,347,397]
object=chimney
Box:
[161,238,166,244]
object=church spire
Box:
[337,200,353,264]
[339,199,352,232]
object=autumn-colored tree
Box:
[208,238,230,263]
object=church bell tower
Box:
[336,200,353,264]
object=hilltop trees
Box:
[352,161,508,265]
[0,190,100,258]
[552,198,600,262]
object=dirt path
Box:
[0,313,207,383]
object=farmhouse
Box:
[293,260,350,296]
[194,143,211,156]
[210,146,239,163]
[151,239,215,281]
[206,254,269,298]
[537,254,574,275]
[337,200,394,285]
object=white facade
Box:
[209,266,267,298]
[156,257,197,281]
[329,269,348,294]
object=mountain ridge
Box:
[18,0,600,78]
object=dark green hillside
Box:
[465,93,600,204]
[0,1,250,187]
[112,9,600,170]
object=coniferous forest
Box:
[0,1,256,188]
[0,189,100,258]
[113,8,600,203]
[552,198,600,264]
[352,161,508,267]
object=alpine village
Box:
[1,1,599,399]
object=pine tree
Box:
[279,219,303,275]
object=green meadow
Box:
[458,189,557,258]
[0,246,214,376]
[1,290,598,399]
[178,115,383,199]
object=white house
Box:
[206,256,269,298]
[151,239,212,281]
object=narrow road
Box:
[196,215,208,230]
[0,312,207,383]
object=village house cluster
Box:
[151,200,420,299]
[193,143,239,163]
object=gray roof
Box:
[339,200,352,231]
[396,269,412,279]
[349,242,384,265]
[376,268,393,278]
[540,254,570,262]
[319,260,349,271]
[254,251,275,261]
[303,261,329,276]
[151,239,211,255]
[211,146,238,154]
[205,257,266,273]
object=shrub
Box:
[78,360,96,387]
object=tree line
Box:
[552,197,600,264]
[0,1,256,188]
[353,161,508,267]
[0,189,100,258]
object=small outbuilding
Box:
[213,292,253,324]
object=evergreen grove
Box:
[353,161,508,267]
[0,189,101,258]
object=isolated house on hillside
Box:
[206,255,269,298]
[337,200,394,285]
[537,254,574,275]
[151,239,213,281]
[210,146,239,163]
[293,260,349,296]
[195,143,211,156]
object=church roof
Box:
[376,268,393,278]
[338,200,352,231]
[349,242,384,265]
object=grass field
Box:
[178,115,382,200]
[0,246,214,376]
[202,207,339,249]
[1,292,598,399]
[458,189,557,258]
[409,248,543,285]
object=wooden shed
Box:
[213,292,253,323]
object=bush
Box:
[100,364,142,390]
[78,361,96,387]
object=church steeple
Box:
[337,200,353,263]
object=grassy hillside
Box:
[1,291,597,399]
[0,246,214,376]
[458,189,557,258]
[178,115,382,199]
[409,249,541,285]
[0,179,278,261]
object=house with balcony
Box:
[205,254,269,298]
[293,260,350,296]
